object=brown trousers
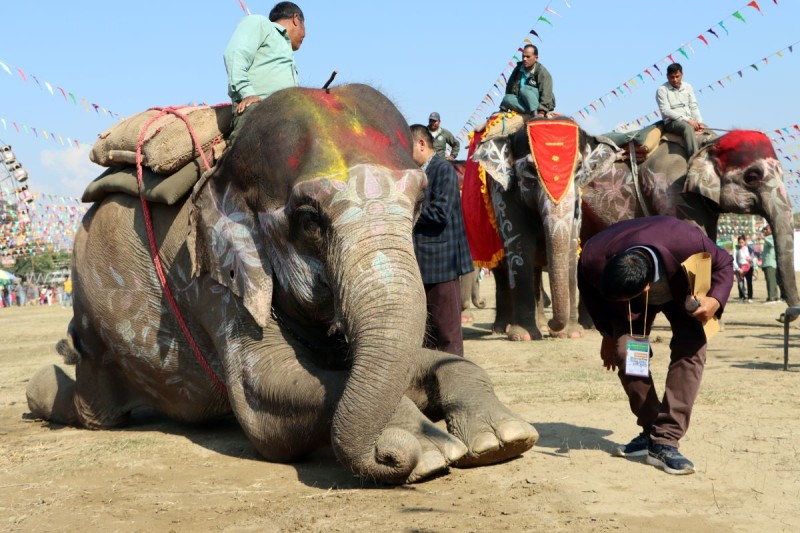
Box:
[612,301,707,447]
[424,279,464,356]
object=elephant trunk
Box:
[543,200,574,333]
[329,229,427,483]
[764,193,799,306]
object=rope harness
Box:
[135,106,228,397]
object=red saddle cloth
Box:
[527,119,580,204]
[461,129,504,268]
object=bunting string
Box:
[0,117,89,149]
[613,40,798,132]
[457,0,572,143]
[0,191,87,257]
[572,0,777,124]
[0,57,121,121]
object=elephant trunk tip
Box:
[332,426,421,485]
[548,318,567,333]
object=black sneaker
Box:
[646,443,696,475]
[614,432,650,457]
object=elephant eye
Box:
[291,203,325,242]
[743,166,763,185]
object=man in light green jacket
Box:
[760,225,780,303]
[224,2,306,144]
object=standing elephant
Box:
[472,118,618,340]
[25,84,537,484]
[581,128,798,307]
[459,267,486,324]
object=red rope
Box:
[135,106,228,397]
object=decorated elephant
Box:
[472,117,618,340]
[581,128,798,307]
[25,84,537,484]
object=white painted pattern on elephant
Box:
[586,163,635,216]
[641,167,676,215]
[489,179,523,289]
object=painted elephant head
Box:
[686,130,798,306]
[188,84,429,480]
[472,118,618,333]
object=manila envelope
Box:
[681,252,720,340]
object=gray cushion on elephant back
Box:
[82,157,209,205]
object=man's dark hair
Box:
[666,63,683,75]
[410,124,433,148]
[524,44,538,56]
[601,250,653,300]
[269,2,304,23]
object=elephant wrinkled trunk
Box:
[544,204,575,333]
[329,231,427,483]
[764,196,799,307]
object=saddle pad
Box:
[90,104,233,174]
[526,119,579,204]
[82,140,227,205]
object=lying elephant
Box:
[26,84,537,484]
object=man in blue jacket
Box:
[410,125,474,356]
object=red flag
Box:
[57,87,67,101]
[747,1,762,14]
[15,68,27,82]
[526,120,580,205]
[698,35,709,46]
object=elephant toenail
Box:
[471,432,501,454]
[443,440,468,462]
[497,421,538,444]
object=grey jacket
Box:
[506,61,556,114]
[429,127,460,159]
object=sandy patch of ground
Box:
[1,274,798,532]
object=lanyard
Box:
[628,289,649,338]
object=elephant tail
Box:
[55,319,81,365]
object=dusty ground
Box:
[1,273,799,533]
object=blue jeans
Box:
[501,85,540,114]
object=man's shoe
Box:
[614,432,650,457]
[646,443,695,475]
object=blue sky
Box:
[1,0,798,204]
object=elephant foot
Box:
[26,364,81,426]
[461,312,475,325]
[549,324,585,339]
[381,396,467,484]
[507,325,542,342]
[491,322,510,335]
[448,399,538,468]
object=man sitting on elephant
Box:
[224,2,306,144]
[656,62,705,156]
[501,44,555,117]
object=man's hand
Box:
[446,154,456,161]
[689,295,720,323]
[236,95,262,115]
[688,118,704,132]
[600,336,617,371]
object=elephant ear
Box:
[187,169,273,328]
[472,136,514,190]
[574,135,620,188]
[684,143,720,204]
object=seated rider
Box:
[656,63,705,156]
[501,44,555,117]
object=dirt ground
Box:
[1,273,799,533]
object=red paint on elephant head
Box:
[316,91,344,112]
[713,130,776,173]
[395,128,409,150]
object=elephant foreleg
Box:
[407,348,538,467]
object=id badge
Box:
[625,338,650,377]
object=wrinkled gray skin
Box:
[581,131,798,308]
[459,268,485,324]
[25,84,537,484]
[473,118,617,340]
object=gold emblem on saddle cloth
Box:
[527,120,580,204]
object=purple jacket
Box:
[578,216,733,337]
